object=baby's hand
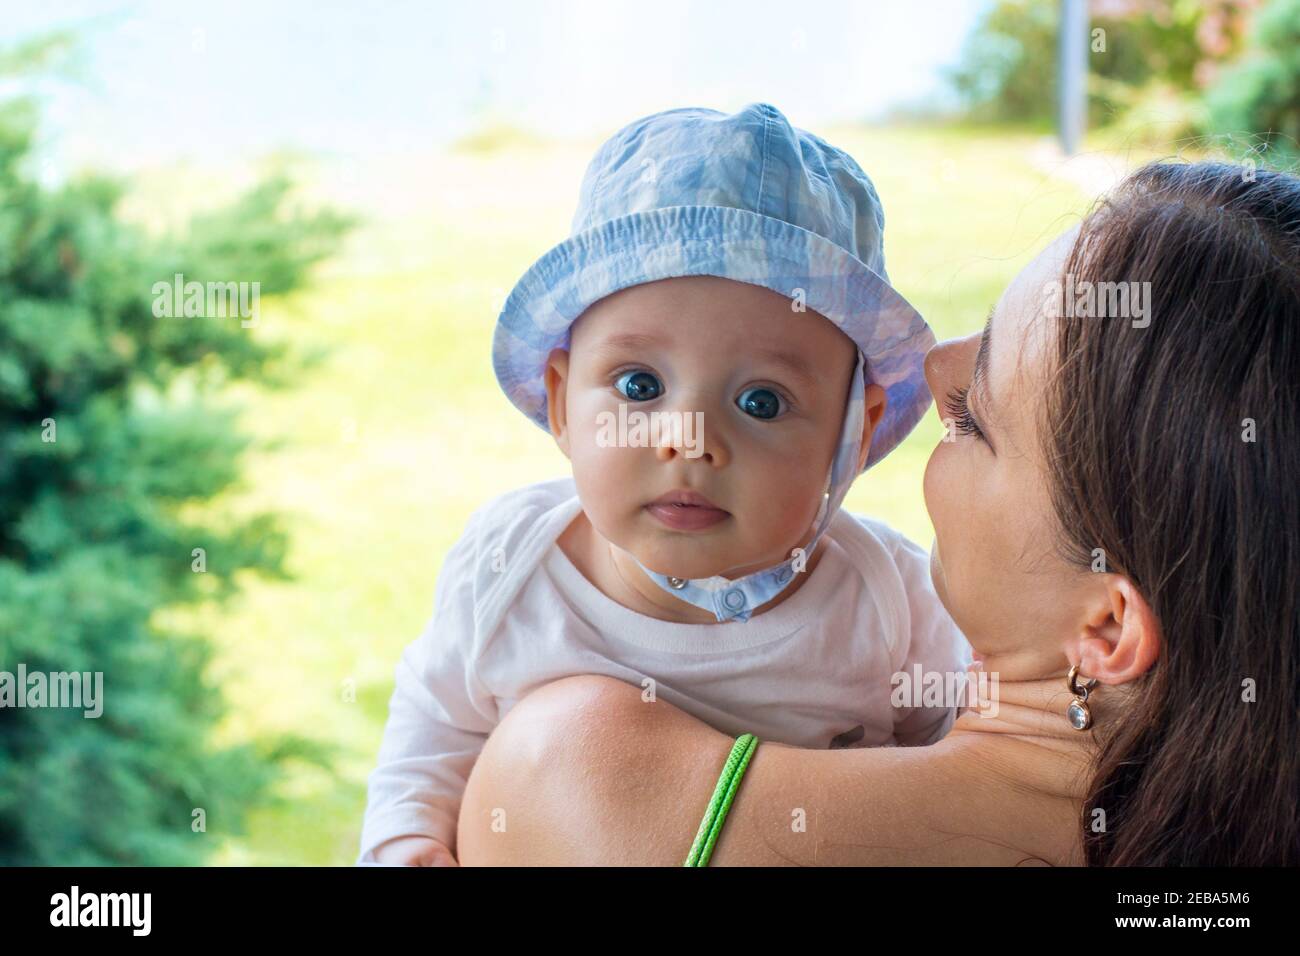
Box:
[371,835,459,867]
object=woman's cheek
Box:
[923,440,972,606]
[922,440,957,537]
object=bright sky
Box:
[3,0,988,174]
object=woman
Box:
[455,161,1300,866]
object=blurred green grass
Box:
[177,124,1122,864]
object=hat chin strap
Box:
[622,351,867,623]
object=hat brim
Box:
[492,204,934,470]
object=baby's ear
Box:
[543,348,572,458]
[855,384,888,472]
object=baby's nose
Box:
[652,407,727,468]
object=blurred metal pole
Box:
[1059,0,1087,155]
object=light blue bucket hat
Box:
[492,103,934,622]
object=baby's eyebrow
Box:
[746,345,819,389]
[591,333,820,389]
[593,331,665,354]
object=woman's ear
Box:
[1071,575,1162,685]
[544,348,571,459]
[855,384,888,473]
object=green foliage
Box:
[0,42,352,864]
[948,0,1214,133]
[947,0,1059,123]
[1207,0,1300,162]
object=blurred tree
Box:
[1207,0,1300,161]
[0,35,351,864]
[948,0,1256,136]
[947,0,1059,124]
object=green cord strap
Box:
[683,733,759,867]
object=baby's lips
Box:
[646,487,727,511]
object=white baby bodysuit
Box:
[357,475,971,861]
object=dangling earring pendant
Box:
[1066,663,1098,730]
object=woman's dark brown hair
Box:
[1046,160,1299,865]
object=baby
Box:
[359,103,970,865]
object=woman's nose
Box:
[924,332,980,402]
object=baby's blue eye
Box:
[614,370,662,402]
[737,387,783,420]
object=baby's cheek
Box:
[567,395,624,459]
[572,441,630,500]
[563,412,620,500]
[753,458,825,537]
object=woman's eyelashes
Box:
[943,385,987,443]
[610,368,789,420]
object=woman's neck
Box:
[946,658,1129,800]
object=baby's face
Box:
[545,275,871,582]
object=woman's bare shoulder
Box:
[711,732,1080,865]
[457,675,1078,866]
[458,674,732,865]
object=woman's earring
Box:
[1066,663,1098,731]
